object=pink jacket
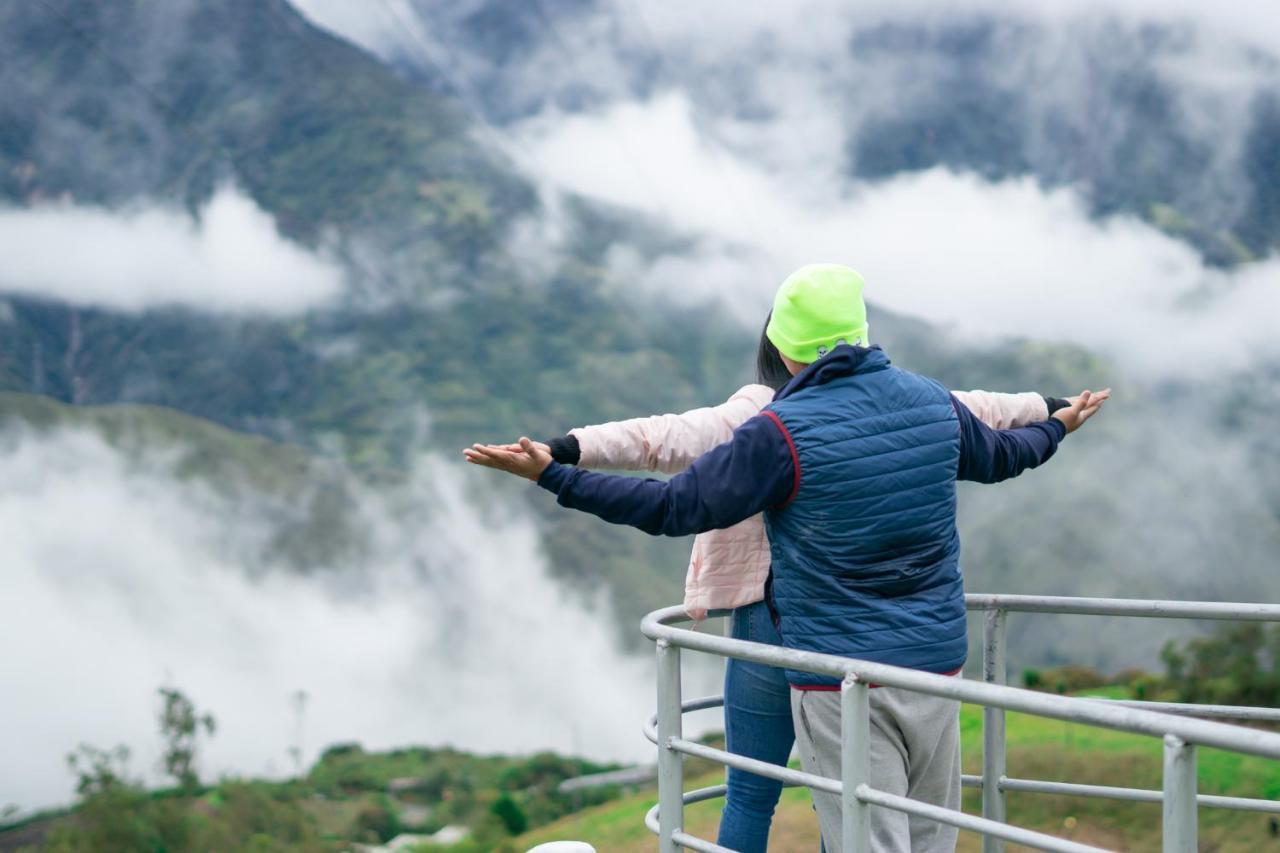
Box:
[571,386,1050,620]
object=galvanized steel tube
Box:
[854,785,1107,853]
[1092,697,1280,722]
[997,775,1280,814]
[842,676,872,853]
[655,639,684,853]
[667,736,842,795]
[965,594,1280,621]
[982,608,1008,853]
[1162,735,1197,853]
[641,606,1280,760]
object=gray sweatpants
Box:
[791,683,961,852]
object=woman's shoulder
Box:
[726,384,775,411]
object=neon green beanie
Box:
[766,264,869,364]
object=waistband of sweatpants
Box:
[790,667,962,691]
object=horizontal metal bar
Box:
[855,784,1107,853]
[644,695,725,744]
[642,606,1280,760]
[671,831,733,853]
[964,594,1280,621]
[1003,776,1161,804]
[1090,697,1280,722]
[558,764,656,792]
[999,775,1280,814]
[667,736,842,795]
[644,785,729,835]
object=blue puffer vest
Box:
[763,346,967,687]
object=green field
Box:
[515,697,1280,852]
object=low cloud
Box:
[290,0,1280,76]
[516,94,1280,377]
[0,428,716,812]
[0,187,342,314]
[291,0,1277,258]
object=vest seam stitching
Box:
[761,409,801,507]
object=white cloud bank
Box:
[289,0,1280,75]
[0,187,342,314]
[516,94,1280,376]
[0,429,715,812]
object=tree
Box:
[158,686,216,791]
[66,743,132,797]
[54,743,161,852]
[1161,623,1280,706]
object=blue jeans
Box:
[717,600,795,852]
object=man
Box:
[467,264,1107,850]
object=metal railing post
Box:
[655,639,684,853]
[1162,735,1197,853]
[982,608,1008,853]
[841,674,872,853]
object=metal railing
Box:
[640,594,1280,853]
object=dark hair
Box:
[756,311,792,391]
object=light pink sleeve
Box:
[569,384,774,475]
[951,390,1049,429]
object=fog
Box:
[291,0,1280,74]
[0,187,342,314]
[508,86,1280,675]
[287,0,1280,379]
[515,94,1280,377]
[0,426,717,812]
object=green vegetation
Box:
[0,693,629,852]
[10,676,1279,851]
[516,699,1280,852]
[157,689,217,793]
[1160,622,1280,707]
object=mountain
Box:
[349,1,1280,266]
[1,0,1278,686]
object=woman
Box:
[466,315,1071,852]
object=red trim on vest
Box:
[789,667,963,691]
[761,409,801,507]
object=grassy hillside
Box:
[0,391,315,493]
[0,743,625,853]
[0,390,371,572]
[5,679,1277,851]
[516,696,1280,853]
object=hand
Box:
[463,437,554,481]
[1052,388,1111,433]
[1065,388,1111,410]
[487,440,551,456]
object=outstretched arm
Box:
[564,385,773,474]
[954,389,1108,483]
[953,390,1052,429]
[467,415,795,536]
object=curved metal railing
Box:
[640,594,1280,853]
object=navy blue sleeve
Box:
[536,414,796,536]
[953,394,1067,483]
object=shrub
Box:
[353,801,402,843]
[1042,665,1108,693]
[490,794,528,835]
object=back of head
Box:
[755,311,793,391]
[765,264,868,364]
